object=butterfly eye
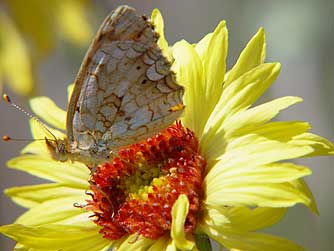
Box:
[58,143,64,152]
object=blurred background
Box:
[0,0,333,250]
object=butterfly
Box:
[45,5,184,167]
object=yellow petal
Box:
[200,206,230,233]
[21,141,49,156]
[206,181,310,208]
[196,21,228,130]
[0,11,33,95]
[166,240,178,251]
[5,183,84,208]
[195,33,213,58]
[13,243,30,251]
[166,239,199,251]
[211,134,312,168]
[20,141,50,155]
[29,96,66,131]
[206,63,281,132]
[202,62,281,154]
[200,206,287,237]
[117,235,154,251]
[171,194,195,250]
[21,119,65,156]
[206,162,311,190]
[227,121,310,141]
[206,229,303,251]
[197,21,227,95]
[148,235,170,251]
[224,28,266,88]
[15,197,87,226]
[211,206,287,232]
[54,0,92,46]
[206,134,312,169]
[290,132,334,156]
[0,224,111,251]
[29,118,65,140]
[205,121,310,164]
[151,9,171,60]
[222,96,303,138]
[290,178,319,214]
[172,40,205,136]
[57,212,96,227]
[7,155,89,189]
[201,96,303,157]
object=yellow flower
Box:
[0,0,93,96]
[1,8,333,251]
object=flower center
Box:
[86,122,206,240]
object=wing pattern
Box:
[67,6,184,151]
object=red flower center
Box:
[85,122,206,240]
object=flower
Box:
[1,8,334,251]
[0,0,93,96]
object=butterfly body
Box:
[46,6,184,166]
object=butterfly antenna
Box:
[2,94,58,142]
[2,135,49,142]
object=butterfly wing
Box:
[67,6,184,150]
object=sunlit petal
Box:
[0,224,111,251]
[5,183,84,208]
[7,155,89,189]
[171,195,195,250]
[224,28,266,88]
[29,97,66,131]
[172,40,205,136]
[151,9,170,60]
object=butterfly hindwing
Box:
[67,6,184,152]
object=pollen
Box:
[86,121,206,240]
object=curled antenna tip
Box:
[3,94,11,103]
[2,135,11,141]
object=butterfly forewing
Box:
[66,6,184,158]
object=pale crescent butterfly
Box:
[45,5,184,167]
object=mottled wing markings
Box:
[66,6,184,157]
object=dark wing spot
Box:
[141,79,147,84]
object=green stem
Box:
[195,234,212,251]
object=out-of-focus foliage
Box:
[0,11,33,96]
[0,0,93,96]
